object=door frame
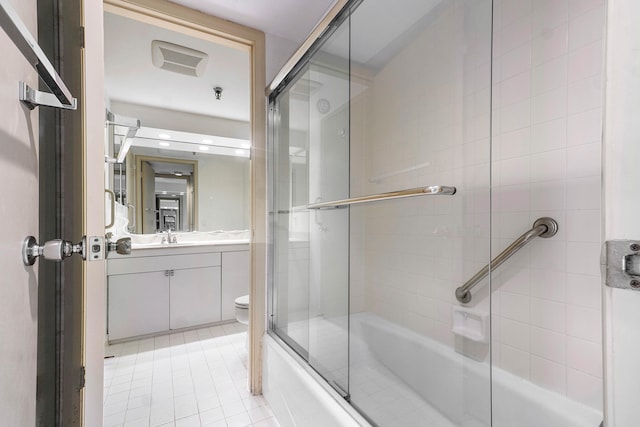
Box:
[82,1,266,424]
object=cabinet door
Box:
[170,266,221,329]
[108,271,170,341]
[222,251,250,320]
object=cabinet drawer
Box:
[108,252,221,275]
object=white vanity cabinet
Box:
[107,244,248,341]
[170,266,221,329]
[108,271,170,341]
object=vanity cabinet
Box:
[108,271,170,340]
[170,266,221,329]
[107,244,248,341]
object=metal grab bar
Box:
[306,186,456,210]
[455,217,558,303]
[0,0,77,109]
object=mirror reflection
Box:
[103,11,251,237]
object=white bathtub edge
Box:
[262,332,371,427]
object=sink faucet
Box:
[161,229,177,244]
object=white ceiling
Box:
[168,0,337,43]
[104,12,251,122]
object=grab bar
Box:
[0,0,77,109]
[105,189,116,229]
[455,217,558,303]
[306,186,456,210]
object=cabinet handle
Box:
[170,270,175,277]
[164,270,170,277]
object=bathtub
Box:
[264,312,603,427]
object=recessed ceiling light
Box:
[199,146,209,151]
[241,143,251,149]
[174,171,183,177]
[159,141,170,147]
[158,133,171,139]
[162,191,167,195]
[171,194,177,197]
[202,139,212,144]
[180,192,185,195]
[235,149,245,155]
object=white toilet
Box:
[234,294,249,325]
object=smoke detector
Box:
[151,40,208,77]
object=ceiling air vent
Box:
[151,40,208,77]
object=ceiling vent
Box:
[151,40,208,77]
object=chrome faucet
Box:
[161,229,177,244]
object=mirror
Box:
[103,11,251,235]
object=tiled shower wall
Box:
[352,0,604,410]
[491,0,603,409]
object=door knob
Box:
[22,235,105,266]
[107,237,131,255]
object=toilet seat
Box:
[235,295,249,308]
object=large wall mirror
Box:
[104,10,251,235]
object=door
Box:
[0,0,41,424]
[170,267,222,329]
[0,0,85,424]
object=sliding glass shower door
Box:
[269,0,493,425]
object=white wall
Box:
[0,0,40,424]
[197,155,250,230]
[603,0,640,425]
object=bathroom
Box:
[3,0,640,425]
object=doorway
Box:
[84,0,267,424]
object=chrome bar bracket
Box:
[1,0,77,109]
[19,81,77,110]
[602,240,640,291]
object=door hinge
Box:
[602,240,640,291]
[79,366,86,390]
[79,26,85,48]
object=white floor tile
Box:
[104,323,280,427]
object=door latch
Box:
[22,235,106,266]
[602,240,640,290]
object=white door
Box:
[0,1,40,424]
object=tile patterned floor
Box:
[103,322,280,427]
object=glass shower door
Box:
[347,0,493,425]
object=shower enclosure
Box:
[267,0,604,425]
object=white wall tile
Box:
[532,25,568,66]
[567,76,603,115]
[530,297,566,333]
[530,180,566,211]
[530,326,566,363]
[530,150,566,182]
[530,268,566,302]
[567,368,603,410]
[568,40,603,83]
[500,344,530,379]
[567,142,601,178]
[568,4,605,51]
[567,337,602,377]
[500,318,530,351]
[501,43,532,80]
[566,176,600,210]
[531,355,567,394]
[567,108,602,146]
[532,0,568,32]
[532,56,568,96]
[500,127,531,159]
[531,87,568,124]
[566,242,600,276]
[567,305,601,343]
[501,71,531,106]
[500,292,530,323]
[531,118,567,153]
[501,99,531,132]
[566,210,600,243]
[566,273,601,309]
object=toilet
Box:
[234,294,249,325]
